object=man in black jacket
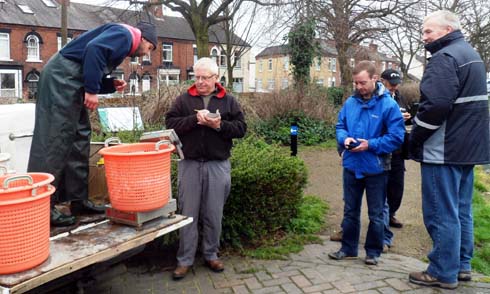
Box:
[166,57,246,280]
[380,69,411,230]
[408,10,490,289]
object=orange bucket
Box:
[0,174,53,274]
[99,141,175,212]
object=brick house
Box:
[0,0,251,100]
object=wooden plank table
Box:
[0,215,192,294]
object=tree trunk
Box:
[336,41,352,100]
[191,13,210,58]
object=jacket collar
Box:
[353,81,387,101]
[424,30,464,54]
[187,82,227,98]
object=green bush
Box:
[222,136,308,248]
[327,87,344,107]
[251,111,336,146]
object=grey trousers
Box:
[176,159,231,266]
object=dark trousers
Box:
[27,53,90,206]
[386,153,405,217]
[341,169,386,257]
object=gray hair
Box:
[424,10,461,30]
[194,57,219,75]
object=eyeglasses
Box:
[194,75,216,82]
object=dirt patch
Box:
[299,148,432,260]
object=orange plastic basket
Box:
[99,142,175,212]
[0,173,54,201]
[0,174,54,274]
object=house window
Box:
[57,36,72,51]
[232,78,243,92]
[26,71,39,100]
[42,0,57,7]
[211,48,219,65]
[159,71,180,86]
[0,33,10,60]
[381,61,386,72]
[283,56,289,70]
[220,51,226,67]
[130,56,139,64]
[0,71,17,97]
[193,44,198,64]
[388,62,393,69]
[315,57,321,71]
[142,52,151,64]
[162,43,173,62]
[26,35,40,61]
[281,78,288,89]
[350,58,355,68]
[267,79,275,90]
[268,59,272,71]
[142,73,151,92]
[329,58,337,72]
[129,72,139,94]
[258,60,263,72]
[234,51,241,68]
[17,4,34,14]
[316,79,324,86]
[330,77,336,87]
[257,79,262,91]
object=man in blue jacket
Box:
[28,22,157,226]
[329,61,405,265]
[408,10,490,289]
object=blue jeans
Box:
[341,169,386,257]
[421,164,474,284]
[384,199,394,246]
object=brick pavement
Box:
[90,235,490,293]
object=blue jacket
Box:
[60,23,134,94]
[409,30,490,165]
[337,82,405,178]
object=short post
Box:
[290,121,298,156]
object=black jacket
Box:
[165,83,246,160]
[409,30,490,165]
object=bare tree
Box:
[375,3,425,81]
[129,0,278,58]
[313,0,417,93]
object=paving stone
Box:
[302,282,334,293]
[214,279,246,289]
[233,285,250,294]
[321,289,342,294]
[280,282,303,294]
[243,276,263,290]
[262,277,292,287]
[353,280,387,291]
[255,271,273,282]
[331,280,356,293]
[384,277,412,291]
[251,285,285,294]
[291,274,312,288]
[272,269,302,278]
[377,286,400,294]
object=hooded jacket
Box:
[165,83,247,160]
[409,30,490,165]
[337,82,405,178]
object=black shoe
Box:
[389,216,403,228]
[50,208,76,227]
[365,256,378,265]
[458,271,472,281]
[71,200,106,215]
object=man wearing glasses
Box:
[165,57,247,280]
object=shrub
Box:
[399,82,420,106]
[222,136,308,248]
[251,111,336,146]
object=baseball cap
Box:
[381,69,401,85]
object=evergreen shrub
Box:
[221,136,308,248]
[251,111,336,146]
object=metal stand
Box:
[105,199,177,227]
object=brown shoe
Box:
[205,259,224,272]
[389,216,403,228]
[172,265,190,280]
[330,229,343,242]
[409,271,458,289]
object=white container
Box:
[0,104,36,173]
